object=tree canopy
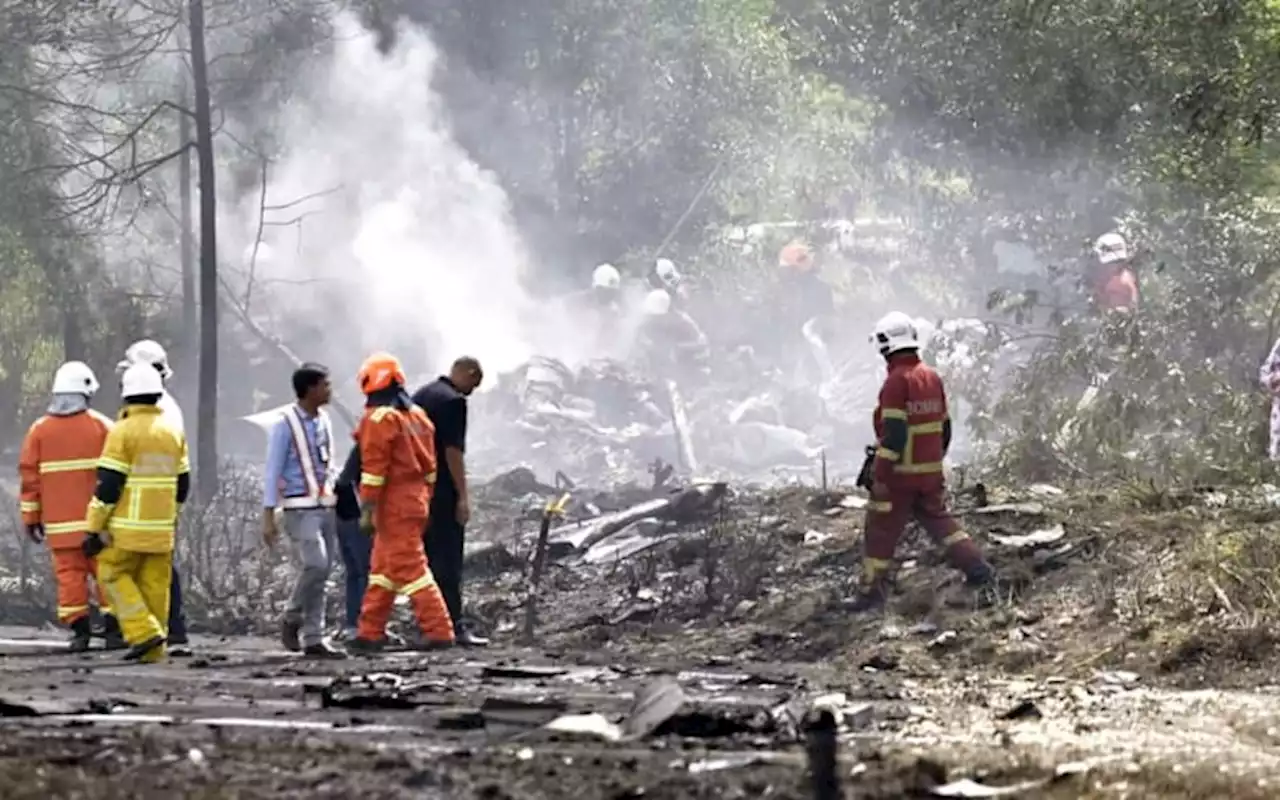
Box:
[2,0,1280,484]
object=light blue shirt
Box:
[262,405,333,508]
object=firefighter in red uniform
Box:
[849,312,994,611]
[347,352,456,652]
[1091,232,1139,312]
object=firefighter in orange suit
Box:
[849,312,994,611]
[18,361,126,652]
[348,352,456,652]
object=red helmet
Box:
[357,352,406,394]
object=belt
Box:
[280,495,337,510]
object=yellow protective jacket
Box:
[85,404,191,553]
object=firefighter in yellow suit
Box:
[83,362,191,663]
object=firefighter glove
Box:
[24,524,44,544]
[82,533,107,558]
[358,504,376,536]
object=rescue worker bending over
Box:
[18,361,125,652]
[636,288,709,380]
[84,363,190,662]
[850,312,994,611]
[349,352,456,653]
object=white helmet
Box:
[1094,232,1129,265]
[118,338,173,381]
[121,361,165,398]
[591,263,621,290]
[642,289,672,316]
[51,361,99,396]
[872,311,919,356]
[654,258,680,288]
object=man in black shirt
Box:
[412,356,486,646]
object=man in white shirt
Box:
[116,339,192,656]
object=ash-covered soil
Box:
[3,483,1280,798]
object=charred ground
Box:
[2,477,1279,798]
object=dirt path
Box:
[0,628,1277,798]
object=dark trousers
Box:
[424,503,466,628]
[336,516,371,628]
[168,564,188,642]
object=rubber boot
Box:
[123,635,165,662]
[101,615,128,651]
[68,617,92,653]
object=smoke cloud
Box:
[232,12,555,381]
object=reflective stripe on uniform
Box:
[367,571,438,596]
[869,500,892,513]
[57,604,89,618]
[39,458,98,474]
[881,408,907,420]
[875,447,900,462]
[897,420,945,475]
[45,520,88,535]
[20,500,39,513]
[98,456,131,474]
[361,472,385,487]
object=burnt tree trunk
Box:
[189,0,219,501]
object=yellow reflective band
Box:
[368,573,396,591]
[909,421,944,434]
[57,605,89,617]
[941,531,971,547]
[869,500,892,513]
[97,457,131,474]
[399,573,436,596]
[20,500,39,513]
[360,472,386,487]
[881,408,908,420]
[875,447,900,462]
[129,476,177,486]
[40,458,98,474]
[45,521,87,535]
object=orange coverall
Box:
[18,410,114,625]
[354,403,455,644]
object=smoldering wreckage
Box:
[0,266,1274,796]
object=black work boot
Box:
[280,617,302,652]
[101,615,128,651]
[68,617,92,653]
[167,636,192,658]
[123,635,166,662]
[964,561,995,587]
[455,623,489,648]
[304,640,349,660]
[346,637,386,655]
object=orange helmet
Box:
[357,351,406,394]
[778,240,814,272]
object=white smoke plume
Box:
[232,12,554,379]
